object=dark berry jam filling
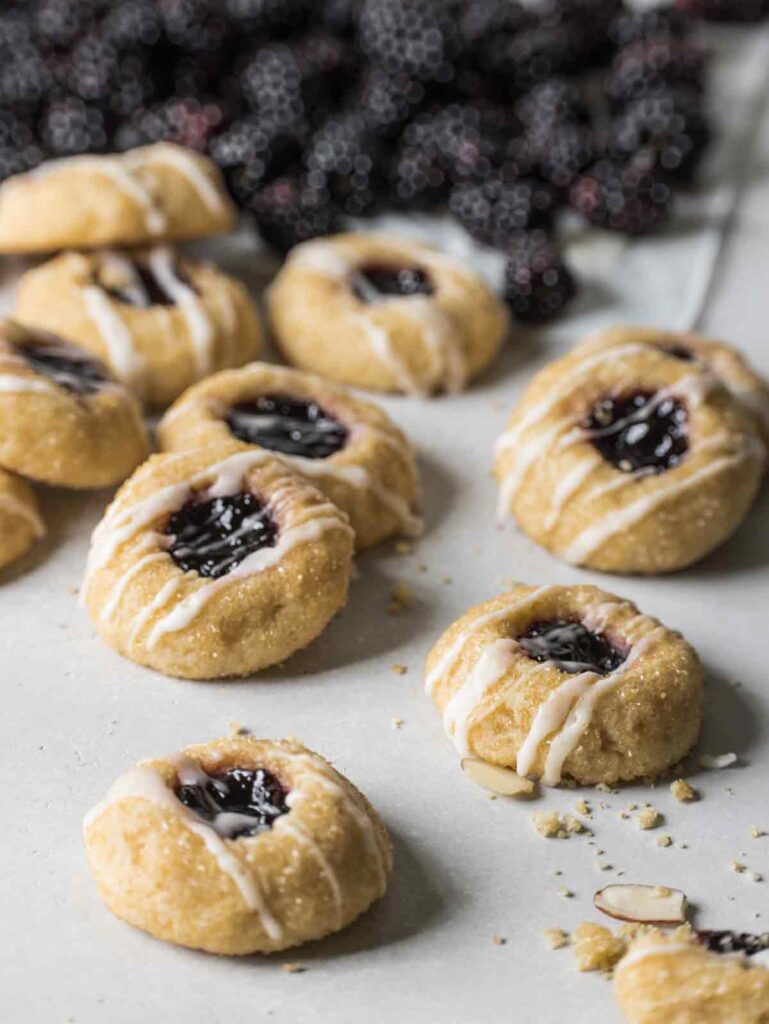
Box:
[586,390,689,474]
[698,930,769,957]
[100,260,196,308]
[17,338,109,395]
[176,766,288,839]
[518,619,626,675]
[352,263,435,303]
[165,492,278,579]
[226,394,348,460]
[662,343,696,362]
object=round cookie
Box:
[268,233,509,396]
[0,469,45,572]
[494,339,766,574]
[0,143,235,254]
[15,247,263,408]
[614,928,769,1024]
[83,444,354,679]
[577,326,769,445]
[158,363,421,550]
[425,584,702,786]
[0,321,150,489]
[83,735,392,955]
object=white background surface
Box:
[2,28,769,1024]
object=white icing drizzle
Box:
[0,373,54,394]
[497,417,580,519]
[561,449,758,566]
[351,311,425,396]
[615,943,701,974]
[0,493,45,536]
[129,576,184,649]
[137,144,228,215]
[147,246,214,377]
[516,670,598,778]
[99,551,168,624]
[543,454,602,531]
[425,585,558,697]
[83,759,282,940]
[276,803,344,929]
[83,284,147,391]
[442,639,518,756]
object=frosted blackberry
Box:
[158,0,230,54]
[250,175,340,254]
[449,177,555,249]
[33,0,94,49]
[606,36,706,105]
[239,44,305,123]
[99,0,162,48]
[305,113,381,217]
[358,0,458,84]
[529,122,595,192]
[41,98,108,157]
[609,8,693,47]
[224,0,309,35]
[570,160,672,235]
[676,0,769,20]
[504,230,576,323]
[210,114,303,204]
[611,91,709,183]
[115,96,225,152]
[516,78,587,131]
[355,67,425,139]
[0,43,53,110]
[484,24,578,92]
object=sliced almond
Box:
[594,884,686,925]
[461,758,535,797]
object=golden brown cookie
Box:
[15,247,263,408]
[0,320,150,489]
[0,468,45,572]
[425,584,702,786]
[494,338,766,574]
[158,362,421,550]
[268,233,509,395]
[0,143,235,253]
[83,444,354,679]
[614,928,769,1024]
[83,735,392,955]
[577,326,769,444]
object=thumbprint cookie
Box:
[0,469,45,572]
[15,248,263,408]
[576,326,769,444]
[83,445,354,679]
[614,927,769,1024]
[0,143,235,254]
[158,363,421,550]
[84,735,392,955]
[425,584,702,786]
[268,233,509,396]
[494,336,765,573]
[0,321,150,489]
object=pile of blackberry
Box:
[0,0,761,322]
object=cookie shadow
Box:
[687,661,764,776]
[418,450,457,536]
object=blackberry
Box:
[355,67,425,139]
[358,0,459,84]
[0,43,54,111]
[0,9,32,50]
[224,0,309,35]
[239,45,305,123]
[504,230,576,323]
[449,176,556,249]
[611,91,709,183]
[108,54,158,120]
[675,0,769,20]
[114,96,225,152]
[40,97,108,157]
[62,32,120,104]
[0,110,44,181]
[210,114,304,203]
[318,0,362,36]
[99,0,162,48]
[606,36,707,105]
[570,159,672,235]
[515,78,587,131]
[459,0,530,57]
[305,114,381,217]
[610,8,694,47]
[158,0,230,54]
[539,0,623,64]
[250,175,340,254]
[529,122,595,192]
[294,31,361,113]
[484,23,579,92]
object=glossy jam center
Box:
[698,930,769,957]
[662,343,696,362]
[226,394,348,460]
[518,619,626,675]
[100,261,195,307]
[176,766,288,839]
[165,491,278,579]
[586,390,689,474]
[352,263,435,302]
[18,339,109,395]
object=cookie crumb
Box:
[415,561,428,573]
[595,783,614,794]
[544,928,570,950]
[575,799,591,817]
[730,861,746,874]
[636,807,661,830]
[388,581,414,613]
[533,810,564,838]
[751,872,763,883]
[571,923,626,973]
[564,814,587,834]
[394,541,413,555]
[750,826,766,839]
[281,963,305,974]
[392,717,405,728]
[441,575,453,585]
[390,663,408,676]
[557,885,573,898]
[670,779,697,802]
[492,933,506,946]
[656,834,673,848]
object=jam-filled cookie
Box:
[0,321,150,489]
[84,735,392,955]
[268,233,509,396]
[577,326,769,445]
[494,338,766,574]
[0,143,235,254]
[158,363,421,550]
[0,469,45,572]
[614,928,769,1024]
[425,584,702,786]
[15,248,263,408]
[83,445,354,679]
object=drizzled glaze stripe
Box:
[442,639,518,756]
